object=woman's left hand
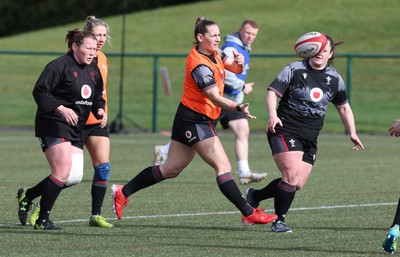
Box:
[350,134,365,151]
[97,109,107,128]
[233,51,244,65]
[240,103,256,120]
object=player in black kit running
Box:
[16,29,106,230]
[245,34,365,233]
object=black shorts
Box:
[216,109,246,129]
[81,124,109,145]
[267,131,318,165]
[171,103,217,146]
[38,136,83,152]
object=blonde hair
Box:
[83,16,112,46]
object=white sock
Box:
[160,142,170,157]
[238,160,250,176]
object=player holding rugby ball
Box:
[245,32,365,233]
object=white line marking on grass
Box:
[1,202,396,227]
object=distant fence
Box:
[1,50,400,132]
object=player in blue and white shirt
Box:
[217,19,268,185]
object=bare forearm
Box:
[266,91,278,118]
[337,104,357,135]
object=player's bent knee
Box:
[296,182,306,190]
[94,162,111,181]
[163,167,182,179]
[65,154,84,186]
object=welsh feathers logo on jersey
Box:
[81,85,92,99]
[310,87,323,102]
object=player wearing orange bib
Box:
[181,46,225,120]
[111,17,278,226]
[80,16,113,228]
[86,50,108,125]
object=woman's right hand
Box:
[267,115,282,133]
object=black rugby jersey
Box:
[268,60,348,139]
[33,52,104,141]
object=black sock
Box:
[38,176,64,221]
[91,184,107,216]
[274,180,296,221]
[392,198,400,227]
[25,177,48,202]
[122,165,165,197]
[216,173,253,216]
[253,178,281,203]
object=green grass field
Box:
[0,0,399,133]
[0,0,399,255]
[1,130,398,256]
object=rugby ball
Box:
[294,32,327,58]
